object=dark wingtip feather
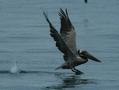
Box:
[43,11,56,31]
[59,8,67,18]
[65,8,68,16]
[43,11,51,25]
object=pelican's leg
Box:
[71,68,76,72]
[71,68,80,74]
[73,68,83,75]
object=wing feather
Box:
[43,12,76,62]
[59,9,77,54]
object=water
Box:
[0,0,119,90]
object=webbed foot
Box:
[71,68,83,75]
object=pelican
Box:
[43,9,101,74]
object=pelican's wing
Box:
[59,9,77,55]
[43,12,76,62]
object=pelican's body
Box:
[43,9,101,74]
[61,57,88,69]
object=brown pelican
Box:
[43,9,101,74]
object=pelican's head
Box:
[78,50,101,62]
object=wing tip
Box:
[59,8,68,18]
[43,11,56,31]
[43,11,50,25]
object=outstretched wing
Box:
[59,9,77,55]
[43,12,76,62]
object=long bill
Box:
[84,51,101,62]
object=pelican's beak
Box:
[82,51,101,63]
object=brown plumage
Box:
[43,9,101,74]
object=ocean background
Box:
[0,0,119,90]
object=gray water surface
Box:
[0,0,119,90]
